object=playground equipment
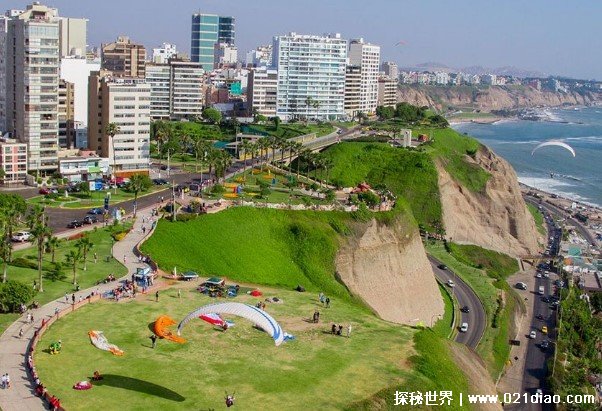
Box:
[49,340,62,355]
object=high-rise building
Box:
[58,17,87,57]
[59,56,101,125]
[213,42,237,68]
[344,65,362,118]
[190,13,235,71]
[247,68,278,117]
[58,79,74,148]
[0,138,28,185]
[88,71,151,176]
[377,75,398,107]
[6,3,61,172]
[146,57,205,120]
[348,38,380,115]
[245,45,272,68]
[382,61,398,80]
[152,43,177,64]
[101,36,146,78]
[272,32,347,121]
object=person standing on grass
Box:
[155,290,159,302]
[347,324,352,338]
[94,252,97,263]
[150,334,157,348]
[325,297,330,308]
[178,289,181,299]
[72,294,76,305]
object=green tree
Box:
[239,140,252,177]
[202,107,222,124]
[214,150,233,180]
[105,122,121,189]
[28,206,51,292]
[46,235,61,263]
[46,262,67,282]
[272,116,281,131]
[304,96,314,123]
[0,280,35,313]
[76,233,93,271]
[127,174,153,217]
[65,249,82,285]
[78,181,91,198]
[376,105,395,120]
[193,138,212,175]
[0,194,27,283]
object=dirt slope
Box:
[335,218,444,325]
[437,146,540,257]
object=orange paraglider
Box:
[153,315,186,343]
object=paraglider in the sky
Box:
[531,140,576,157]
[394,40,407,47]
[178,302,285,346]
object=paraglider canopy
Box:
[531,140,575,157]
[178,302,285,346]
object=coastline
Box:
[519,181,602,215]
[448,116,504,125]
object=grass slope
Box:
[527,203,546,235]
[35,286,414,410]
[317,142,442,232]
[141,207,353,300]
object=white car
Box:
[536,273,542,278]
[529,330,537,339]
[543,271,550,278]
[460,322,469,333]
[11,231,32,242]
[447,280,455,287]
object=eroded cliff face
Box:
[335,218,444,325]
[437,146,540,257]
[397,85,600,112]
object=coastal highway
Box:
[429,256,486,349]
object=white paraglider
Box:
[177,302,285,346]
[531,140,575,157]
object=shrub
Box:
[45,262,67,282]
[113,231,129,241]
[351,203,372,222]
[0,280,36,313]
[175,214,198,222]
[211,184,225,195]
[9,257,38,270]
[358,191,380,208]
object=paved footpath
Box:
[0,210,155,411]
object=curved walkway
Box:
[0,212,154,411]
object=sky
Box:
[5,0,602,80]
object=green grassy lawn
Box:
[0,225,129,334]
[152,120,229,141]
[447,243,519,283]
[433,283,455,338]
[28,187,164,209]
[314,142,442,232]
[242,123,335,138]
[417,127,491,193]
[35,285,415,410]
[527,203,546,235]
[141,207,353,300]
[426,242,511,377]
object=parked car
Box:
[515,282,527,290]
[460,306,470,313]
[83,216,98,225]
[67,220,83,229]
[529,330,537,339]
[11,231,32,242]
[39,187,50,195]
[437,264,448,270]
[541,326,548,334]
[87,208,103,215]
[460,322,469,333]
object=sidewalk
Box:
[0,210,155,411]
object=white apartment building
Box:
[213,42,237,68]
[245,45,272,67]
[435,71,450,85]
[377,75,398,107]
[88,72,150,176]
[247,67,278,117]
[58,17,87,57]
[152,43,177,64]
[344,65,361,118]
[272,32,347,121]
[146,58,204,120]
[0,138,28,185]
[6,3,61,172]
[59,56,101,125]
[348,38,380,115]
[382,61,398,80]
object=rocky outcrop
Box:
[437,146,540,257]
[335,218,444,325]
[397,85,601,112]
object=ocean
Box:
[452,107,602,208]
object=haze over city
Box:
[3,0,601,80]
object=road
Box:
[428,256,486,349]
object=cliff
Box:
[437,145,540,257]
[335,218,444,325]
[397,84,601,112]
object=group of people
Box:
[111,279,136,301]
[97,273,116,285]
[318,293,331,308]
[331,323,352,338]
[1,373,10,389]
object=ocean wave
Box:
[518,177,600,207]
[562,135,602,143]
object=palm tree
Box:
[29,206,51,292]
[0,197,27,282]
[257,137,269,172]
[127,174,153,217]
[153,122,169,165]
[215,150,233,181]
[194,139,212,175]
[76,234,93,272]
[288,142,303,178]
[0,221,12,284]
[298,149,312,182]
[304,96,313,124]
[239,140,252,177]
[313,100,321,122]
[105,123,121,193]
[206,147,219,179]
[249,141,259,170]
[267,136,279,166]
[279,138,288,164]
[65,249,82,285]
[46,235,61,264]
[322,157,334,187]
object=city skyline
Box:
[3,0,601,80]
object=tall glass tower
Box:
[191,13,235,71]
